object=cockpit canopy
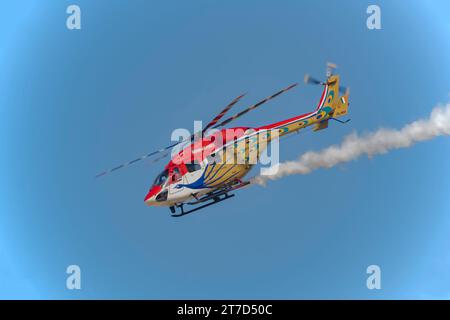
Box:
[153,169,168,186]
[152,162,203,188]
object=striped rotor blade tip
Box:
[95,158,139,178]
[95,171,107,178]
[94,142,181,178]
[203,93,247,132]
[151,152,169,163]
[213,83,298,128]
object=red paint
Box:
[144,185,162,202]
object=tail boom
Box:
[258,74,349,137]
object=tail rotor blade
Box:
[339,86,348,95]
[304,74,324,86]
[326,62,337,77]
[305,74,348,95]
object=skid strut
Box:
[171,193,235,217]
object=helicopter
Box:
[96,63,350,217]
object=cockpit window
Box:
[185,162,201,173]
[153,169,169,186]
[171,167,182,183]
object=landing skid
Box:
[171,193,235,217]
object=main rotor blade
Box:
[151,151,170,164]
[202,93,246,134]
[95,93,248,178]
[212,83,298,129]
[96,85,296,178]
[95,140,181,178]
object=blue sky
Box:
[1,0,450,299]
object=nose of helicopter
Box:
[144,185,161,205]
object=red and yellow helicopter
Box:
[97,63,350,216]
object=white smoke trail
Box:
[252,103,450,186]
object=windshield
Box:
[153,169,169,186]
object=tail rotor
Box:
[304,62,348,94]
